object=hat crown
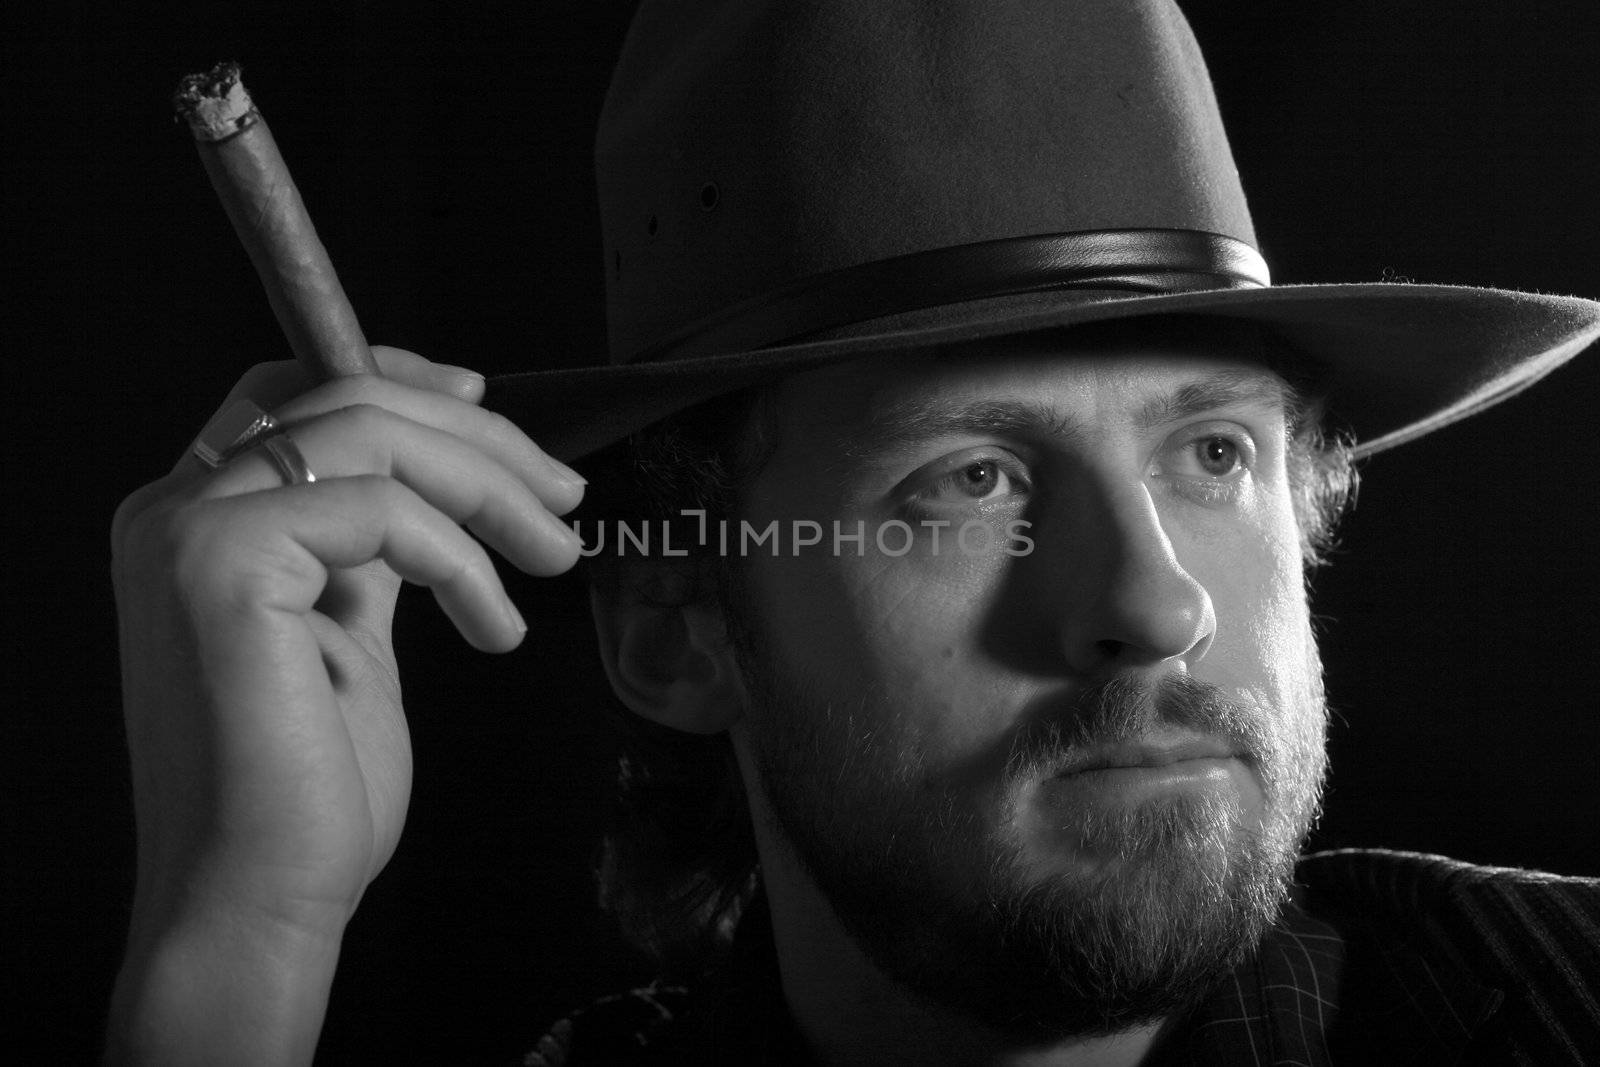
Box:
[597,0,1256,363]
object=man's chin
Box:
[824,791,1296,1040]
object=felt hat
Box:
[487,0,1600,462]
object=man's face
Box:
[723,339,1328,1036]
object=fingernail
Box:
[546,455,587,488]
[558,520,584,549]
[507,599,528,634]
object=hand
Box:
[105,347,584,1064]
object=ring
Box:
[191,399,280,469]
[255,432,318,486]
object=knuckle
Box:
[162,501,237,592]
[438,551,475,591]
[452,539,495,591]
[340,473,419,524]
[110,495,235,610]
[162,502,317,618]
[110,483,163,555]
[305,403,397,468]
[112,491,193,572]
[349,472,406,506]
[335,400,393,433]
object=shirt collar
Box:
[1155,892,1504,1065]
[681,885,1505,1064]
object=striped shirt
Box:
[527,849,1600,1065]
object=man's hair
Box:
[576,320,1360,978]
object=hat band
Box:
[627,228,1270,364]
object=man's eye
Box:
[1158,425,1256,484]
[912,453,1031,507]
[1194,435,1242,477]
[949,460,1005,498]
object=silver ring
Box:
[191,399,279,469]
[255,432,318,486]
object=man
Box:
[106,1,1600,1064]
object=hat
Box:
[487,0,1600,462]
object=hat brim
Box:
[487,282,1600,463]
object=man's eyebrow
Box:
[841,397,1084,460]
[1133,369,1293,431]
[842,369,1294,460]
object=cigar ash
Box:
[173,61,259,143]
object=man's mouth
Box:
[1055,734,1243,776]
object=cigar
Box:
[173,62,379,379]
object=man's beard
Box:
[732,616,1329,1040]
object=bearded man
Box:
[106,1,1600,1064]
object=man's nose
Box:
[1050,480,1215,676]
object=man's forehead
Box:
[770,338,1297,456]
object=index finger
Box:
[178,348,488,473]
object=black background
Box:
[6,1,1599,1061]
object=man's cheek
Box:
[1213,512,1307,661]
[745,551,951,684]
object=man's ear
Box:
[589,566,748,734]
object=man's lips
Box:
[1054,735,1242,776]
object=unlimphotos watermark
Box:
[574,510,1035,558]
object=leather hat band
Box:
[630,228,1270,364]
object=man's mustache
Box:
[1005,674,1270,779]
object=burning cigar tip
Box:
[174,61,259,143]
[173,60,379,379]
